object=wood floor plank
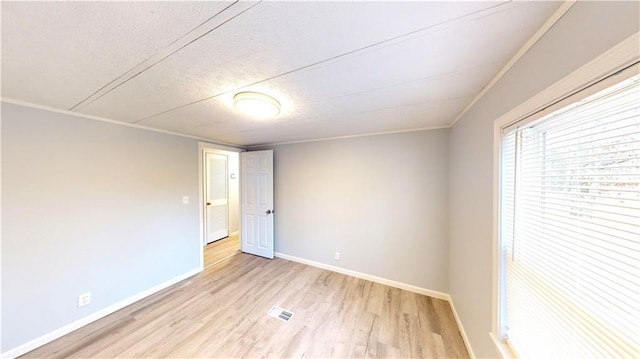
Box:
[204,234,240,269]
[21,253,469,358]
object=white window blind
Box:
[500,74,640,358]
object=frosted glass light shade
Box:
[233,92,281,117]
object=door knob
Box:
[266,209,273,214]
[206,202,211,206]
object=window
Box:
[499,72,640,358]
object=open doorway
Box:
[199,144,241,269]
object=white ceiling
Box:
[2,1,561,147]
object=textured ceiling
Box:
[1,1,561,147]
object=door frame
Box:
[198,142,243,270]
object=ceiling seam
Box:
[68,1,241,110]
[68,1,260,111]
[164,2,240,48]
[449,0,577,127]
[131,1,513,124]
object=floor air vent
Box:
[268,305,294,322]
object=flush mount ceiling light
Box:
[233,91,281,118]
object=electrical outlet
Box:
[182,195,189,204]
[334,252,340,261]
[78,293,91,308]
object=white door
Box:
[241,150,274,258]
[205,152,229,244]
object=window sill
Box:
[490,332,517,359]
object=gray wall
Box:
[448,2,640,357]
[1,103,202,351]
[4,2,637,354]
[264,129,450,292]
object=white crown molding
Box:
[450,0,577,127]
[247,125,451,148]
[1,98,244,150]
[2,98,449,149]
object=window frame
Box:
[491,33,639,358]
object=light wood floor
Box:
[204,234,240,269]
[22,254,469,358]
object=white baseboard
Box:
[2,257,476,359]
[274,252,449,300]
[230,230,239,237]
[448,296,477,359]
[274,252,476,357]
[0,268,201,359]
